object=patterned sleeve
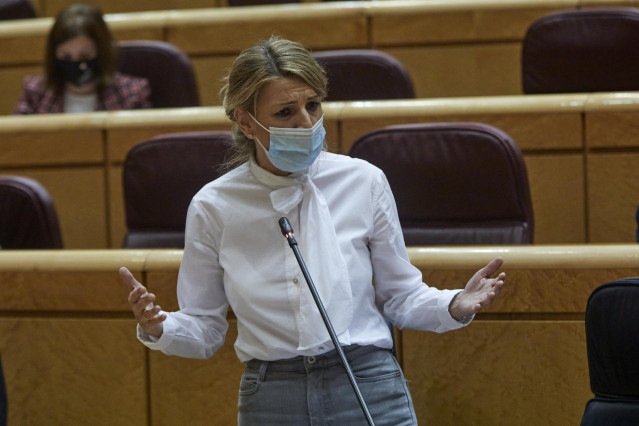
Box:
[106,74,153,110]
[13,76,42,115]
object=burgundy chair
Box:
[122,131,233,248]
[0,0,35,20]
[0,175,63,249]
[581,278,639,425]
[522,8,639,94]
[118,40,200,108]
[311,49,415,101]
[349,123,534,245]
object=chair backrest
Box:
[311,49,415,101]
[122,131,233,248]
[348,122,534,245]
[522,8,639,94]
[0,175,63,249]
[118,40,200,108]
[0,0,35,20]
[581,278,639,425]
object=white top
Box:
[138,152,467,362]
[63,91,97,113]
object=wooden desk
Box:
[1,245,636,424]
[2,93,639,248]
[0,0,622,114]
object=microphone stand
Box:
[278,217,376,426]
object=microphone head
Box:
[279,217,294,236]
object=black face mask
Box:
[55,58,99,87]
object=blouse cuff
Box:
[136,311,174,350]
[437,290,473,330]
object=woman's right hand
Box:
[119,266,166,339]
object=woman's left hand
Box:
[448,257,506,321]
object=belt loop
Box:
[258,361,268,382]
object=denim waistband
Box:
[246,345,389,372]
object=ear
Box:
[234,109,256,139]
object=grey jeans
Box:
[238,345,418,425]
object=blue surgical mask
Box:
[250,113,326,173]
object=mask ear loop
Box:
[248,112,271,133]
[246,112,272,154]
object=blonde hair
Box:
[220,36,328,169]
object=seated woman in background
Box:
[14,3,151,114]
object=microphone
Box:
[278,217,297,246]
[278,216,375,426]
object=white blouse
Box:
[63,91,97,113]
[138,152,467,362]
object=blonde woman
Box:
[121,37,505,425]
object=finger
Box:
[120,267,142,291]
[137,293,156,312]
[142,304,162,319]
[481,257,503,277]
[128,286,148,306]
[145,312,167,326]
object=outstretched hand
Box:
[448,257,505,321]
[120,267,166,338]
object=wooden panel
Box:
[0,318,146,426]
[105,107,231,163]
[383,43,522,98]
[0,65,40,115]
[524,154,586,244]
[0,129,103,166]
[191,55,239,107]
[32,0,44,15]
[0,271,129,310]
[167,5,368,55]
[9,168,108,248]
[147,271,180,311]
[109,165,125,249]
[580,0,639,6]
[586,111,639,149]
[107,123,229,163]
[339,110,583,154]
[0,247,638,424]
[585,93,639,148]
[0,115,104,167]
[0,21,50,66]
[403,321,590,426]
[418,268,638,313]
[110,27,165,43]
[149,320,245,426]
[370,2,575,45]
[587,152,639,243]
[44,0,217,16]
